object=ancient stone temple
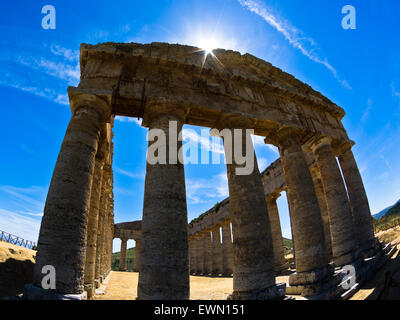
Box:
[23,42,385,300]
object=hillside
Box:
[112,247,136,272]
[373,199,400,220]
[386,200,400,218]
[374,200,400,232]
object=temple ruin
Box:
[23,42,394,300]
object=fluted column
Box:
[266,193,287,273]
[204,231,213,275]
[84,148,105,298]
[267,127,329,274]
[95,169,107,286]
[199,233,206,275]
[193,236,201,274]
[32,95,109,295]
[119,238,128,271]
[188,239,195,274]
[138,105,189,300]
[337,142,375,252]
[309,165,333,261]
[221,125,277,299]
[221,221,233,276]
[211,226,223,275]
[308,136,357,266]
[99,166,112,279]
[133,238,142,272]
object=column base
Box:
[287,265,335,297]
[228,283,286,300]
[332,251,358,267]
[84,284,95,299]
[22,284,87,300]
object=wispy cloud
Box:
[0,43,79,106]
[186,172,228,204]
[114,166,145,179]
[115,115,143,126]
[0,208,41,243]
[361,98,373,123]
[0,185,46,212]
[238,0,351,89]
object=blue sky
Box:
[0,0,399,252]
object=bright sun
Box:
[197,38,219,55]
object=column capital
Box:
[68,87,112,122]
[332,140,355,157]
[142,101,188,127]
[264,126,302,151]
[304,135,332,154]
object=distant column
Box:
[211,226,223,275]
[221,221,233,276]
[199,233,206,275]
[119,238,128,271]
[133,238,142,272]
[189,239,195,274]
[205,231,213,275]
[193,235,201,274]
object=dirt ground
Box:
[95,272,234,300]
[0,241,35,299]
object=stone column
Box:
[31,93,110,297]
[266,127,329,275]
[119,238,128,271]
[308,136,357,266]
[309,164,333,261]
[95,170,107,287]
[204,231,213,275]
[99,165,112,280]
[211,226,223,275]
[198,233,206,275]
[137,105,189,300]
[84,147,105,298]
[265,193,288,273]
[337,142,375,252]
[188,239,194,274]
[220,124,278,300]
[133,238,142,272]
[193,235,201,275]
[221,221,233,276]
